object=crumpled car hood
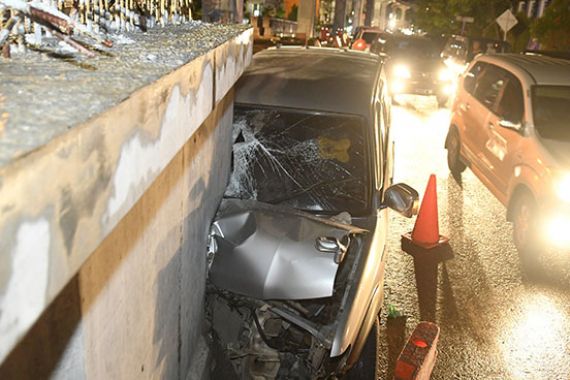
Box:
[208,199,367,300]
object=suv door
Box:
[466,63,507,184]
[483,70,526,199]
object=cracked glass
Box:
[225,105,370,215]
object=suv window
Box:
[496,74,524,123]
[533,86,570,141]
[473,65,505,109]
[464,62,486,94]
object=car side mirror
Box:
[383,183,419,218]
[498,119,523,132]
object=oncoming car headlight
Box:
[555,173,570,202]
[544,214,570,247]
[393,64,411,79]
[438,68,454,81]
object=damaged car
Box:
[206,47,419,379]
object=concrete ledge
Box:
[0,24,253,363]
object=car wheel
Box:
[446,128,466,176]
[344,317,379,380]
[512,192,540,259]
[436,95,448,108]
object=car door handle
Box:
[460,102,470,111]
[488,123,495,130]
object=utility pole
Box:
[298,0,316,40]
[365,0,374,26]
[231,0,243,23]
[333,0,347,32]
[352,0,365,29]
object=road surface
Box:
[377,95,570,379]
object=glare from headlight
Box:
[544,214,570,247]
[438,68,454,81]
[393,64,411,79]
[556,173,570,202]
[391,80,405,93]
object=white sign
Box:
[496,9,518,33]
[455,16,474,23]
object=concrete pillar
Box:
[298,0,316,40]
[333,0,347,31]
[537,0,547,17]
[231,0,244,22]
[352,0,364,28]
[364,0,374,27]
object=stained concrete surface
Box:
[0,24,252,364]
[0,22,248,166]
[377,96,570,379]
[0,93,235,379]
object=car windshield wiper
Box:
[266,177,361,205]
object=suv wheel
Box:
[446,128,466,176]
[512,193,540,258]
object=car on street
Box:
[351,27,384,51]
[445,53,570,258]
[370,34,455,107]
[441,35,511,74]
[206,46,419,379]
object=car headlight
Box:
[555,173,570,202]
[438,68,454,81]
[544,214,570,247]
[393,64,411,79]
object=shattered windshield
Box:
[225,106,370,215]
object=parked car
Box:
[441,35,511,74]
[371,34,455,107]
[351,27,384,51]
[206,47,419,379]
[445,53,570,258]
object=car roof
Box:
[483,53,570,86]
[235,47,382,117]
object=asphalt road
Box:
[377,95,570,379]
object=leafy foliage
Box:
[288,4,298,21]
[413,0,512,37]
[531,0,570,50]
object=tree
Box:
[532,0,570,51]
[288,4,298,21]
[413,0,513,37]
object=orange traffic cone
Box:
[411,175,441,247]
[401,174,452,260]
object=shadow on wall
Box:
[0,94,233,379]
[0,276,84,379]
[154,95,233,379]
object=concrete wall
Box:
[0,26,252,378]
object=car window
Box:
[384,37,440,58]
[473,65,505,110]
[532,86,570,141]
[226,106,371,215]
[361,32,380,44]
[463,62,486,94]
[443,37,467,60]
[496,74,524,123]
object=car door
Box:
[483,70,525,199]
[456,63,491,171]
[467,64,507,183]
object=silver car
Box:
[206,47,418,379]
